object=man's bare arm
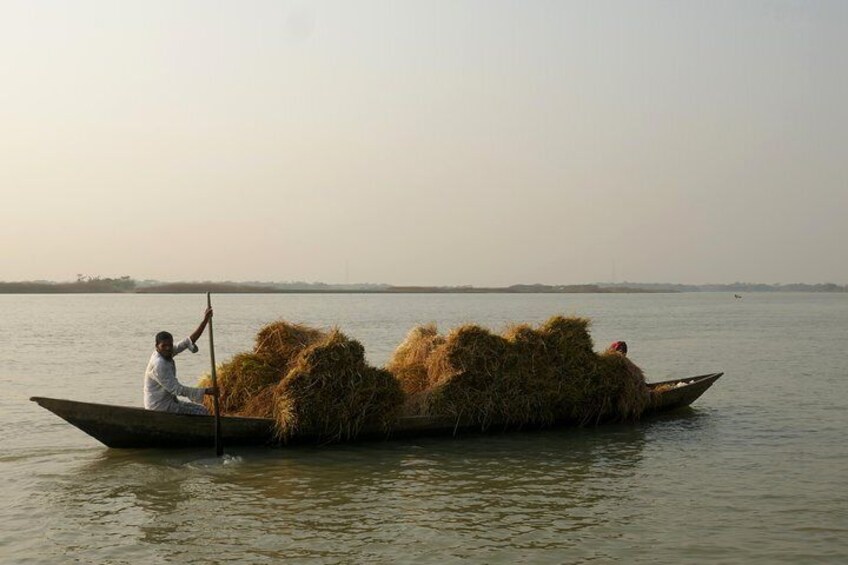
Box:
[190,307,213,345]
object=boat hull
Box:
[647,372,723,413]
[32,396,275,448]
[31,372,722,449]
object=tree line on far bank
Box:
[0,276,845,294]
[0,275,138,293]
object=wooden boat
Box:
[31,372,722,449]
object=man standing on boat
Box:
[144,307,217,415]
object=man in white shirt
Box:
[144,307,217,414]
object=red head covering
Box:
[609,341,628,355]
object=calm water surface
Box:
[1,293,846,564]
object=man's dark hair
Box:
[155,331,174,345]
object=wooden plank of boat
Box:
[31,396,275,449]
[30,372,722,449]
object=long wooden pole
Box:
[207,292,223,457]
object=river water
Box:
[1,293,845,564]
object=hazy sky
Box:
[2,1,846,285]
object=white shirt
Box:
[143,337,205,411]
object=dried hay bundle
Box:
[501,323,560,426]
[386,324,445,416]
[197,313,652,442]
[387,324,445,395]
[253,320,325,372]
[502,323,547,363]
[535,316,599,421]
[198,320,325,418]
[424,324,511,428]
[395,315,649,428]
[584,352,651,423]
[273,329,404,442]
[238,385,277,419]
[218,353,281,413]
[198,353,283,415]
[616,355,651,419]
[537,316,595,368]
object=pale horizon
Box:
[3,1,847,286]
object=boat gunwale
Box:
[31,372,723,427]
[647,372,723,388]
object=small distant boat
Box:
[31,373,722,449]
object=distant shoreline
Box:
[1,278,845,294]
[0,282,665,294]
[133,284,667,294]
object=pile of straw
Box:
[424,324,511,428]
[387,324,444,395]
[199,320,326,415]
[386,315,650,429]
[199,321,403,443]
[200,315,651,442]
[533,316,598,423]
[199,352,280,414]
[386,324,445,416]
[253,320,325,373]
[502,322,563,426]
[589,352,651,422]
[274,329,404,442]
